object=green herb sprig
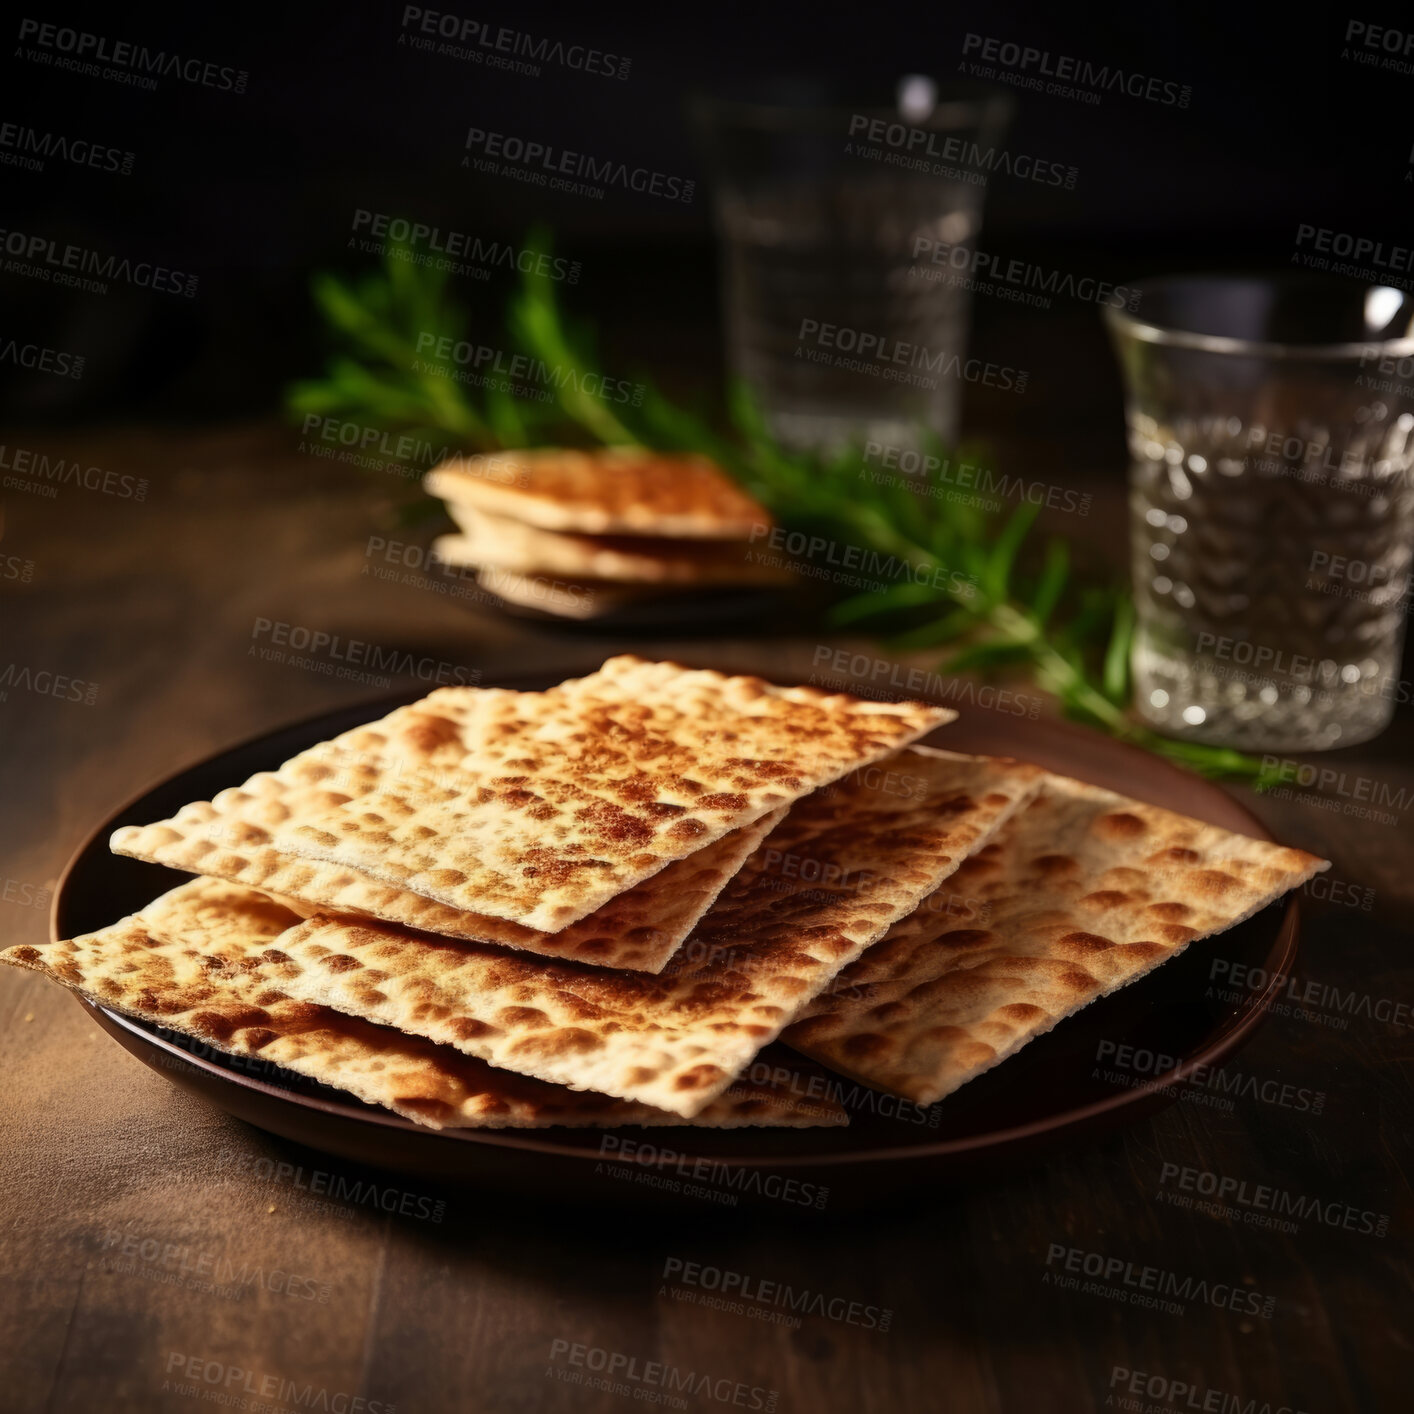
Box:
[287,233,1267,782]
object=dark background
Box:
[5,0,1410,433]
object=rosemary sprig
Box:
[288,256,491,447]
[287,231,1269,782]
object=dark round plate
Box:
[54,665,1301,1211]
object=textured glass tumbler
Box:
[1105,277,1414,752]
[694,80,1012,455]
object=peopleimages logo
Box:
[399,7,631,80]
[1045,1244,1276,1320]
[1356,343,1414,397]
[1093,1039,1326,1115]
[1209,956,1412,1031]
[845,114,1077,188]
[1293,223,1414,285]
[0,336,83,379]
[661,1257,894,1330]
[1343,20,1414,75]
[750,524,974,598]
[0,443,147,499]
[2,877,50,910]
[0,664,99,705]
[547,1340,778,1411]
[2,554,34,583]
[1307,548,1413,610]
[15,20,248,93]
[0,227,197,297]
[414,332,643,405]
[1194,632,1413,704]
[1108,1366,1307,1414]
[795,317,1028,393]
[860,441,1092,516]
[249,617,480,688]
[810,646,1043,720]
[1258,755,1413,810]
[596,1136,828,1210]
[1157,1161,1390,1238]
[349,209,581,283]
[302,415,459,480]
[161,1354,392,1413]
[960,33,1191,107]
[1300,873,1375,912]
[742,1059,939,1128]
[463,127,693,203]
[0,120,135,175]
[220,1151,446,1224]
[909,236,1138,311]
[99,1228,332,1304]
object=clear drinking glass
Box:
[1105,276,1414,752]
[694,78,1012,455]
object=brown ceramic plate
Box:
[55,665,1302,1211]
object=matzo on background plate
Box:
[424,447,769,538]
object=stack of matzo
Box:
[424,448,791,619]
[3,656,1328,1138]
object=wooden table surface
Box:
[1,424,1410,1414]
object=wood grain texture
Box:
[0,424,1410,1414]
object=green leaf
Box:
[982,501,1040,601]
[887,607,981,651]
[828,580,948,625]
[507,235,642,447]
[941,639,1036,675]
[485,384,530,446]
[1145,736,1268,782]
[1102,596,1136,705]
[1029,539,1070,627]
